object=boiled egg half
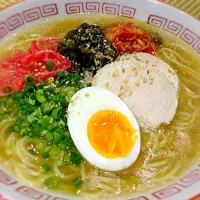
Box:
[68,87,140,171]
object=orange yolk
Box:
[87,109,137,158]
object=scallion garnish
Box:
[45,61,54,71]
[42,164,51,172]
[5,72,83,167]
[73,177,83,188]
[36,90,46,103]
[24,74,35,84]
[51,107,62,120]
[70,152,83,165]
[42,152,50,159]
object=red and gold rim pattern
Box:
[0,0,200,20]
[0,0,200,200]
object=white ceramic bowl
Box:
[0,0,200,199]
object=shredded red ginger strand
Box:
[105,22,158,54]
[0,37,72,96]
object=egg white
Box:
[68,87,141,171]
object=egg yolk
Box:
[87,109,137,158]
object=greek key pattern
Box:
[16,186,50,200]
[65,2,83,14]
[165,21,183,35]
[0,3,58,39]
[152,166,200,199]
[148,15,200,53]
[23,7,41,22]
[6,14,24,31]
[193,39,200,54]
[180,28,199,45]
[0,22,8,39]
[65,2,136,18]
[0,166,199,200]
[0,170,17,185]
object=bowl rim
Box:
[0,0,200,200]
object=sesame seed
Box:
[123,79,128,83]
[149,80,153,85]
[134,71,138,77]
[168,69,175,74]
[118,92,123,97]
[85,93,90,97]
[135,81,140,87]
[143,78,147,84]
[149,76,153,80]
[132,66,137,71]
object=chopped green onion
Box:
[57,120,65,129]
[51,107,62,120]
[53,131,62,144]
[44,176,62,189]
[36,90,46,103]
[73,178,83,188]
[24,84,34,92]
[27,114,38,123]
[42,152,50,159]
[45,61,54,71]
[57,71,65,77]
[0,101,5,106]
[33,108,42,117]
[6,71,84,167]
[49,147,60,157]
[40,116,51,127]
[38,81,47,89]
[42,164,51,172]
[29,148,36,155]
[22,122,30,127]
[29,96,35,105]
[47,123,55,131]
[48,77,54,85]
[41,102,50,114]
[45,132,53,142]
[24,75,35,83]
[70,152,83,165]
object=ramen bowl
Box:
[0,0,200,200]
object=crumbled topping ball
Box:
[57,23,119,76]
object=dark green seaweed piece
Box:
[57,23,119,76]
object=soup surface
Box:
[0,14,200,199]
